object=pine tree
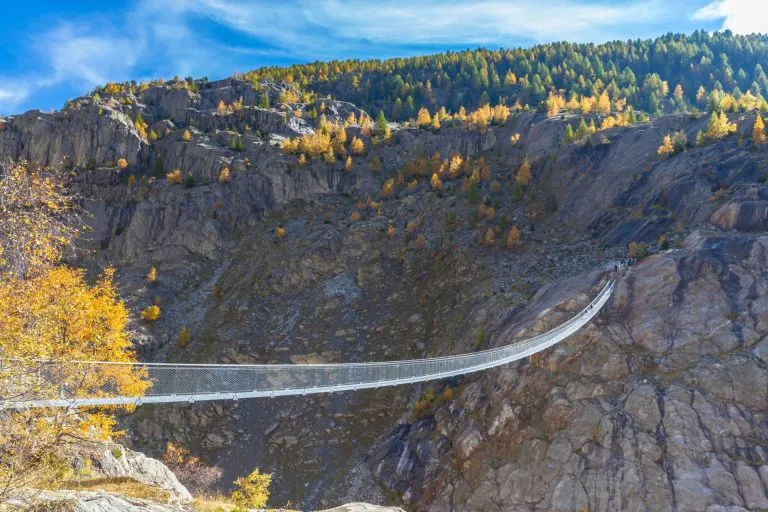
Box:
[563,124,575,143]
[230,136,244,151]
[375,110,390,139]
[503,70,517,86]
[392,98,404,120]
[575,118,590,139]
[151,156,164,178]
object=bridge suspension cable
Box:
[0,280,614,409]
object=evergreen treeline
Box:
[244,31,768,118]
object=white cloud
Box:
[183,0,668,55]
[0,82,31,113]
[693,0,768,34]
[39,22,143,88]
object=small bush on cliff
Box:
[166,170,183,184]
[177,326,190,347]
[231,468,271,509]
[162,442,222,494]
[141,305,161,321]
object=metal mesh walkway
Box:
[0,280,614,409]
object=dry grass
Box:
[58,477,170,504]
[192,494,298,512]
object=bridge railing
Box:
[0,279,614,409]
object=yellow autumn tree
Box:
[430,173,443,189]
[491,104,510,124]
[416,107,432,127]
[166,169,183,184]
[350,136,365,155]
[705,111,737,139]
[657,135,675,157]
[753,114,766,148]
[0,266,149,498]
[505,226,521,248]
[596,90,611,115]
[483,228,495,246]
[231,469,272,508]
[545,92,565,117]
[141,304,161,321]
[431,115,441,131]
[360,114,373,136]
[0,163,80,277]
[516,158,531,186]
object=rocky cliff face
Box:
[2,78,768,510]
[370,233,768,511]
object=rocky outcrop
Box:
[369,232,768,511]
[93,446,192,502]
[319,505,405,512]
[7,490,182,512]
[0,101,143,169]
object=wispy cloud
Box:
[693,0,768,34]
[0,82,31,113]
[40,22,143,88]
[183,0,669,56]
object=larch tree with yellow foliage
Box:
[416,107,432,127]
[0,163,80,278]
[705,111,737,139]
[430,173,443,189]
[545,93,565,117]
[516,158,531,186]
[350,136,365,155]
[0,164,149,499]
[657,135,675,157]
[505,225,521,248]
[231,468,272,508]
[431,115,441,131]
[596,90,611,115]
[753,114,766,148]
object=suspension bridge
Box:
[0,279,615,410]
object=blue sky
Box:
[0,0,764,115]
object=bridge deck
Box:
[0,280,614,409]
